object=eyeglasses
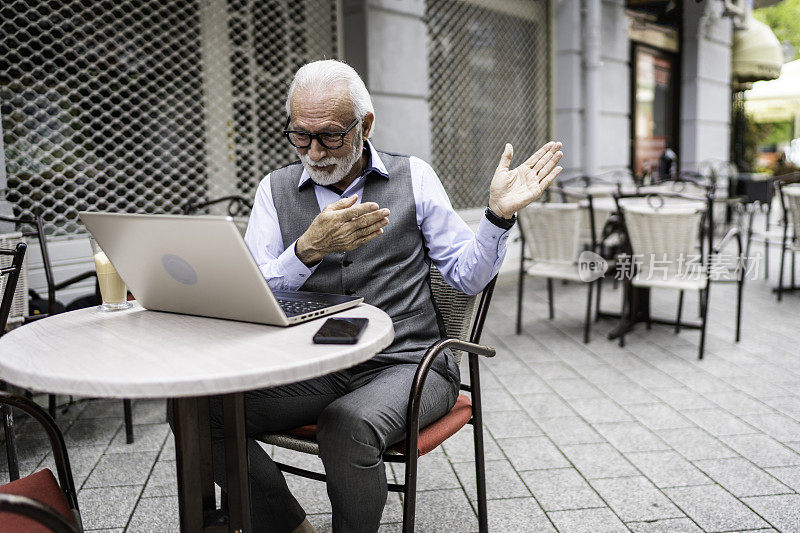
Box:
[283,118,359,150]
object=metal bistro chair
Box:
[776,181,800,300]
[255,267,497,532]
[0,391,82,533]
[0,214,134,446]
[182,195,253,237]
[614,192,744,359]
[516,192,600,343]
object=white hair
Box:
[285,60,374,129]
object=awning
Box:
[745,59,800,127]
[732,16,783,84]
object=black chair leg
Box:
[1,382,20,482]
[735,276,743,343]
[516,259,525,335]
[583,281,593,344]
[675,291,684,334]
[778,245,786,301]
[619,282,629,348]
[547,278,554,320]
[123,399,134,444]
[594,277,603,322]
[698,285,710,359]
[48,394,56,419]
[472,419,488,533]
[402,453,419,533]
[792,251,796,287]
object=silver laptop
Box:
[79,212,363,326]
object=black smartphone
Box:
[312,317,369,344]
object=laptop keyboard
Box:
[277,298,330,317]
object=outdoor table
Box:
[0,301,394,533]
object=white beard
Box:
[299,130,364,187]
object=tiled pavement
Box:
[3,257,800,532]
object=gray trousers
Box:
[206,361,459,533]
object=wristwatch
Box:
[485,206,516,230]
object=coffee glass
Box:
[90,237,132,311]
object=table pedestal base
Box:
[173,393,252,533]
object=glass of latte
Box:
[90,238,132,311]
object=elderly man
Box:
[213,60,562,533]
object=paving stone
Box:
[651,388,717,410]
[681,408,759,436]
[625,451,711,488]
[761,396,800,418]
[107,422,170,453]
[497,436,569,471]
[590,476,683,522]
[485,355,530,376]
[656,428,738,461]
[547,507,628,533]
[142,460,178,497]
[64,417,122,448]
[414,488,477,532]
[702,391,775,415]
[480,387,521,412]
[516,393,577,418]
[664,484,770,532]
[126,495,179,532]
[452,459,530,501]
[595,422,670,453]
[78,398,128,419]
[625,403,693,430]
[547,378,606,400]
[723,376,792,399]
[623,369,684,390]
[568,398,633,423]
[78,485,142,529]
[482,410,543,439]
[528,361,580,379]
[495,372,550,395]
[626,518,703,532]
[572,364,631,384]
[720,434,800,467]
[440,423,505,463]
[535,416,605,446]
[765,465,800,492]
[560,443,638,479]
[741,494,800,532]
[671,373,734,393]
[521,468,605,511]
[36,444,106,489]
[132,398,168,425]
[741,412,800,443]
[486,497,555,532]
[83,451,159,488]
[693,457,792,497]
[594,381,659,406]
[404,452,461,491]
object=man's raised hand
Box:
[488,141,563,219]
[295,194,390,266]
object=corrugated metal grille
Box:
[1,0,338,235]
[427,0,552,209]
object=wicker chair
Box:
[0,391,82,533]
[615,193,744,359]
[516,198,599,343]
[777,182,800,300]
[254,267,497,532]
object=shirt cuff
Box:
[263,240,319,290]
[476,213,512,253]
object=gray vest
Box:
[269,152,457,381]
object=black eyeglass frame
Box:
[282,117,360,150]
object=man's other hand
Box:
[296,194,389,266]
[488,141,563,219]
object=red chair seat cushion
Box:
[0,468,75,532]
[286,394,473,456]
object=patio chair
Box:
[0,391,82,533]
[182,195,253,236]
[614,193,744,359]
[776,181,800,301]
[254,266,497,532]
[516,195,599,343]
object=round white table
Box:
[0,302,394,532]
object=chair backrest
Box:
[428,265,495,364]
[622,204,704,276]
[519,203,582,264]
[780,183,800,243]
[0,236,28,326]
[183,196,253,236]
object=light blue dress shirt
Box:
[244,141,512,296]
